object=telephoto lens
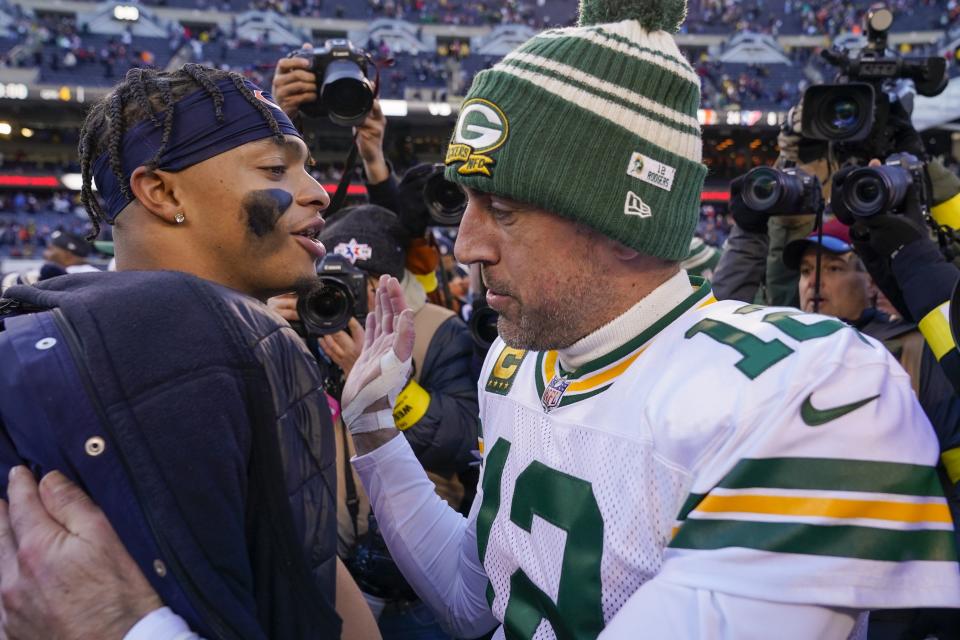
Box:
[741,166,822,216]
[423,164,468,226]
[321,58,375,127]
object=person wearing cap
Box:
[272,203,478,639]
[3,2,960,640]
[0,230,101,294]
[42,230,100,274]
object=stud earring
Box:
[174,212,185,224]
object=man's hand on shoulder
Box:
[0,467,162,640]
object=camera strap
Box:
[327,61,383,217]
[327,141,359,216]
[813,208,825,314]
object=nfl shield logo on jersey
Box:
[541,374,570,413]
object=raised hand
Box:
[340,275,415,438]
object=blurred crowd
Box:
[684,0,946,36]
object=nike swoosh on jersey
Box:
[801,393,880,427]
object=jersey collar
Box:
[535,276,716,410]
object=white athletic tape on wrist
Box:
[347,409,396,434]
[343,350,412,433]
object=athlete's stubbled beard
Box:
[487,268,598,353]
[293,275,322,298]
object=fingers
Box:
[275,56,311,74]
[379,280,395,334]
[274,79,317,96]
[394,309,416,362]
[0,499,16,579]
[320,332,349,364]
[266,294,300,323]
[6,468,53,547]
[363,313,377,349]
[37,471,101,536]
[347,317,365,348]
[383,277,408,315]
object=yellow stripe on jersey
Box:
[696,494,953,525]
[542,347,650,393]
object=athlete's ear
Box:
[602,235,640,262]
[129,166,184,225]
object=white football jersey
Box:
[475,277,960,639]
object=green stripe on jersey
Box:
[669,518,958,563]
[719,457,944,498]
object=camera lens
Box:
[842,164,915,218]
[298,278,355,335]
[743,168,782,211]
[854,176,882,207]
[424,168,467,226]
[321,60,374,127]
[843,171,888,217]
[469,304,500,351]
[829,98,859,133]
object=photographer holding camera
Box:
[271,204,479,640]
[713,9,960,635]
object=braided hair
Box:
[77,65,286,240]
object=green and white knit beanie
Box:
[444,0,706,261]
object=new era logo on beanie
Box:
[443,0,706,261]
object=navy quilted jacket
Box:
[0,270,340,639]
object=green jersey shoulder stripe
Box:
[717,457,944,498]
[669,518,958,563]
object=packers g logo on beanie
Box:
[445,98,509,177]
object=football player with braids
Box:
[3,2,960,639]
[0,64,379,639]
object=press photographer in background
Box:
[712,9,960,636]
[270,204,479,640]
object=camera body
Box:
[800,7,947,160]
[296,254,369,336]
[831,153,930,223]
[290,39,375,126]
[736,166,823,216]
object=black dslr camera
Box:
[734,166,823,216]
[423,163,467,226]
[296,254,369,336]
[290,40,376,127]
[800,6,947,161]
[831,153,930,224]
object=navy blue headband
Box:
[92,78,301,222]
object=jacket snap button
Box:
[153,559,167,577]
[34,338,57,350]
[84,436,105,456]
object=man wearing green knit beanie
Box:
[2,1,956,638]
[345,2,960,638]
